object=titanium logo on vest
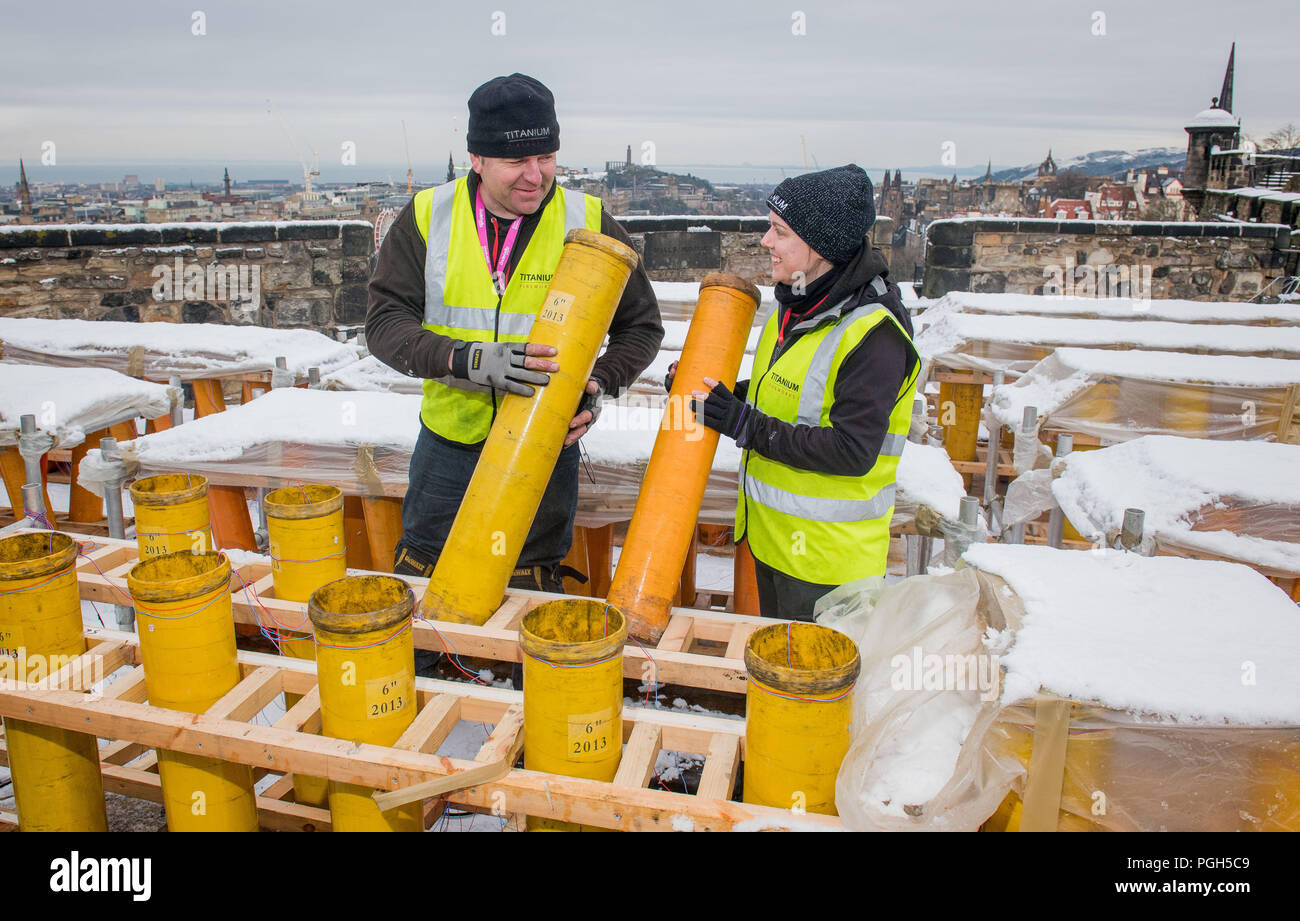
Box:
[768,370,801,397]
[517,271,554,290]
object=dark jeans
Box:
[394,418,580,575]
[753,553,838,623]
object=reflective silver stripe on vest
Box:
[563,189,589,235]
[795,300,886,425]
[423,182,459,325]
[878,431,908,457]
[744,474,896,523]
[428,304,534,336]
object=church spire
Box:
[1218,42,1235,113]
[983,160,993,183]
[18,158,31,215]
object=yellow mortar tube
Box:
[0,531,108,832]
[938,379,983,477]
[418,229,638,626]
[308,575,420,832]
[130,473,212,558]
[127,551,259,832]
[981,704,1113,832]
[265,483,345,807]
[607,274,759,643]
[743,622,860,816]
[519,598,627,831]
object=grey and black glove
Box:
[577,378,606,427]
[451,340,550,397]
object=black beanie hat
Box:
[765,164,875,264]
[467,73,560,158]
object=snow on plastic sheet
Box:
[1050,435,1300,573]
[928,291,1300,326]
[322,355,423,395]
[823,570,1023,831]
[0,317,358,381]
[915,312,1300,375]
[962,543,1300,724]
[0,363,174,449]
[990,348,1300,439]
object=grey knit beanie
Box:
[766,164,875,264]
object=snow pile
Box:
[0,363,174,449]
[963,543,1300,724]
[915,312,1300,374]
[924,291,1300,326]
[122,388,422,463]
[1050,435,1300,572]
[0,317,358,381]
[323,355,422,395]
[989,348,1300,429]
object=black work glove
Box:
[691,381,761,446]
[451,340,551,397]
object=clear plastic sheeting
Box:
[822,568,1024,831]
[922,291,1300,326]
[1051,435,1300,575]
[990,349,1300,443]
[823,550,1300,831]
[0,363,176,449]
[0,317,359,382]
[71,388,969,535]
[1001,468,1058,532]
[915,312,1300,377]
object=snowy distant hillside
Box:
[990,147,1185,182]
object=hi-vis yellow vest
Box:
[736,284,920,585]
[412,177,602,444]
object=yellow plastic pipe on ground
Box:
[0,531,109,832]
[743,622,859,815]
[129,473,212,557]
[127,550,259,831]
[265,483,345,807]
[519,598,627,831]
[308,575,420,832]
[607,274,759,643]
[418,229,638,626]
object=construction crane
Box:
[402,120,414,194]
[266,98,320,200]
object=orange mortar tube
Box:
[606,273,760,642]
[418,229,637,625]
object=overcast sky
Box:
[2,0,1295,184]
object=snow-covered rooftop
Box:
[921,291,1300,326]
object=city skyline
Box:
[2,0,1293,186]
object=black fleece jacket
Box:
[364,172,663,400]
[738,243,918,477]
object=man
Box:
[366,73,662,596]
[688,165,918,621]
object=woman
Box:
[678,164,920,621]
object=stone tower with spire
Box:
[446,152,456,183]
[17,158,33,224]
[1182,44,1240,216]
[223,167,232,197]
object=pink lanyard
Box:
[475,188,522,296]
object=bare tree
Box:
[1260,123,1299,151]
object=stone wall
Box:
[0,221,374,332]
[922,217,1293,301]
[621,216,894,285]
